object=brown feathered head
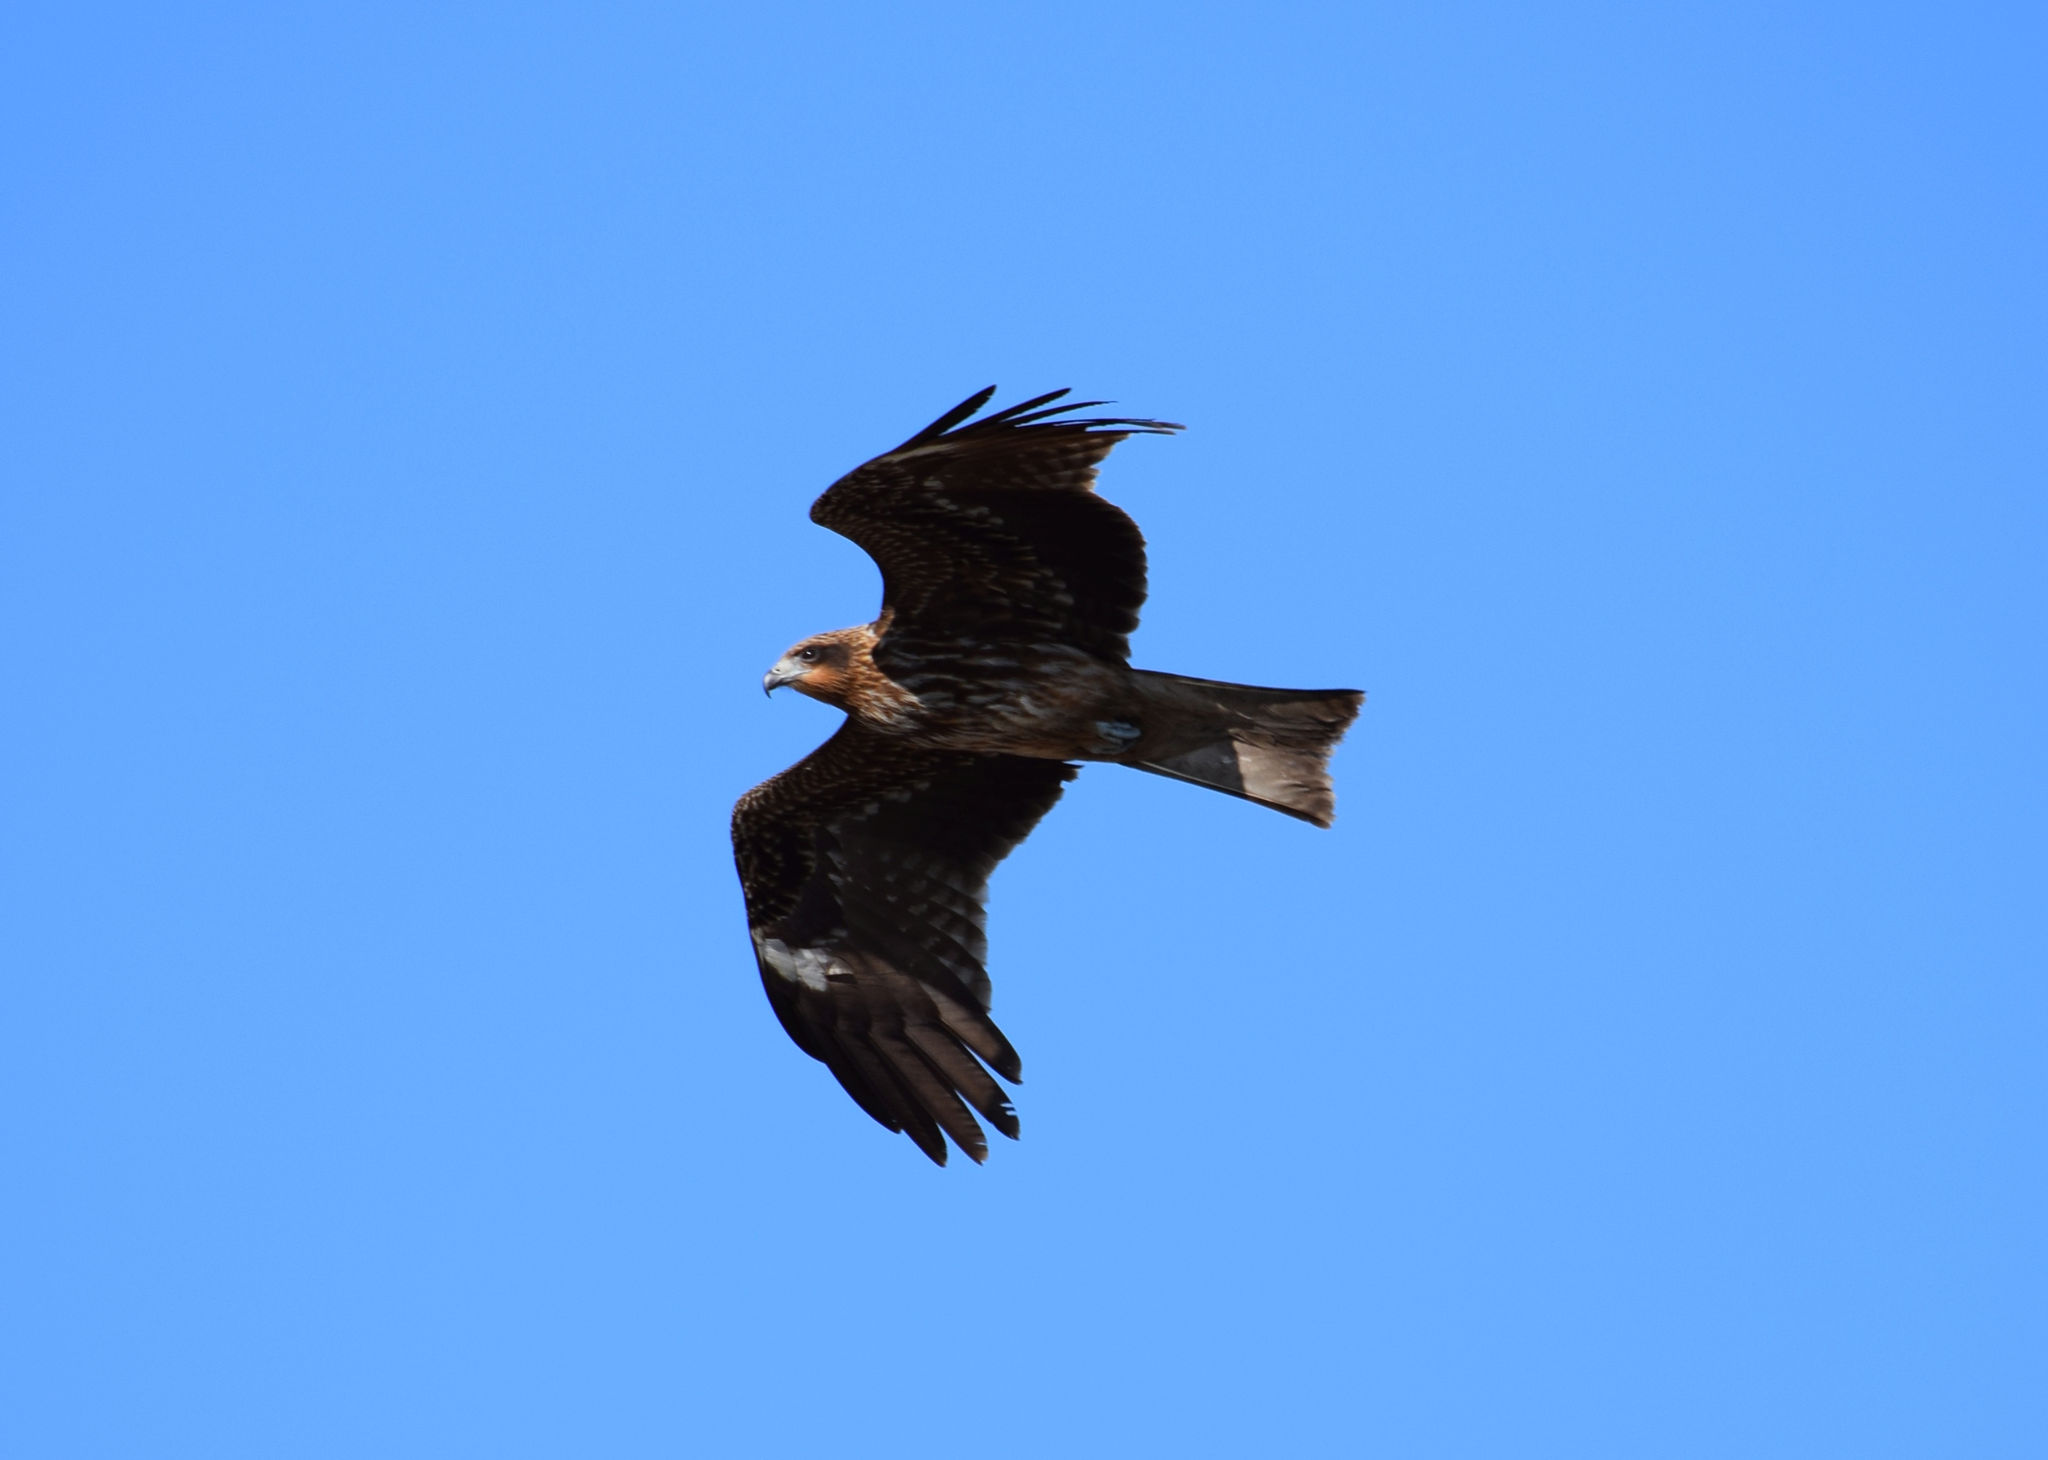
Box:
[762,630,862,707]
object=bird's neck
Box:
[801,621,921,728]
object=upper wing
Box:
[731,721,1075,1164]
[810,388,1181,668]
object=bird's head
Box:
[763,633,855,706]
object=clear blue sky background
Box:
[5,4,2043,1456]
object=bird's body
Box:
[766,614,1140,759]
[732,388,1362,1163]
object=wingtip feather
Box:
[917,388,1184,445]
[906,386,1000,446]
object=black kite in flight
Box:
[732,389,1362,1164]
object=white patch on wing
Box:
[755,936,845,992]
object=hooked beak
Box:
[763,663,803,697]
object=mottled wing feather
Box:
[731,722,1075,1164]
[810,388,1181,667]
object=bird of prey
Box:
[731,388,1362,1164]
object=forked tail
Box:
[1122,670,1364,827]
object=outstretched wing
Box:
[731,722,1075,1164]
[811,387,1181,668]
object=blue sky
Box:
[5,4,2043,1455]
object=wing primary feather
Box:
[968,387,1075,425]
[876,385,1182,465]
[992,401,1109,426]
[817,1041,906,1135]
[941,388,1180,436]
[904,386,1000,446]
[975,406,1181,436]
[949,390,1183,437]
[872,1026,990,1163]
[915,979,1023,1082]
[836,1032,948,1164]
[904,1025,1020,1139]
[874,1062,953,1166]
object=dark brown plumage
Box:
[732,388,1363,1164]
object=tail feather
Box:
[1123,670,1364,827]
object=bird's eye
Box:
[797,647,818,662]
